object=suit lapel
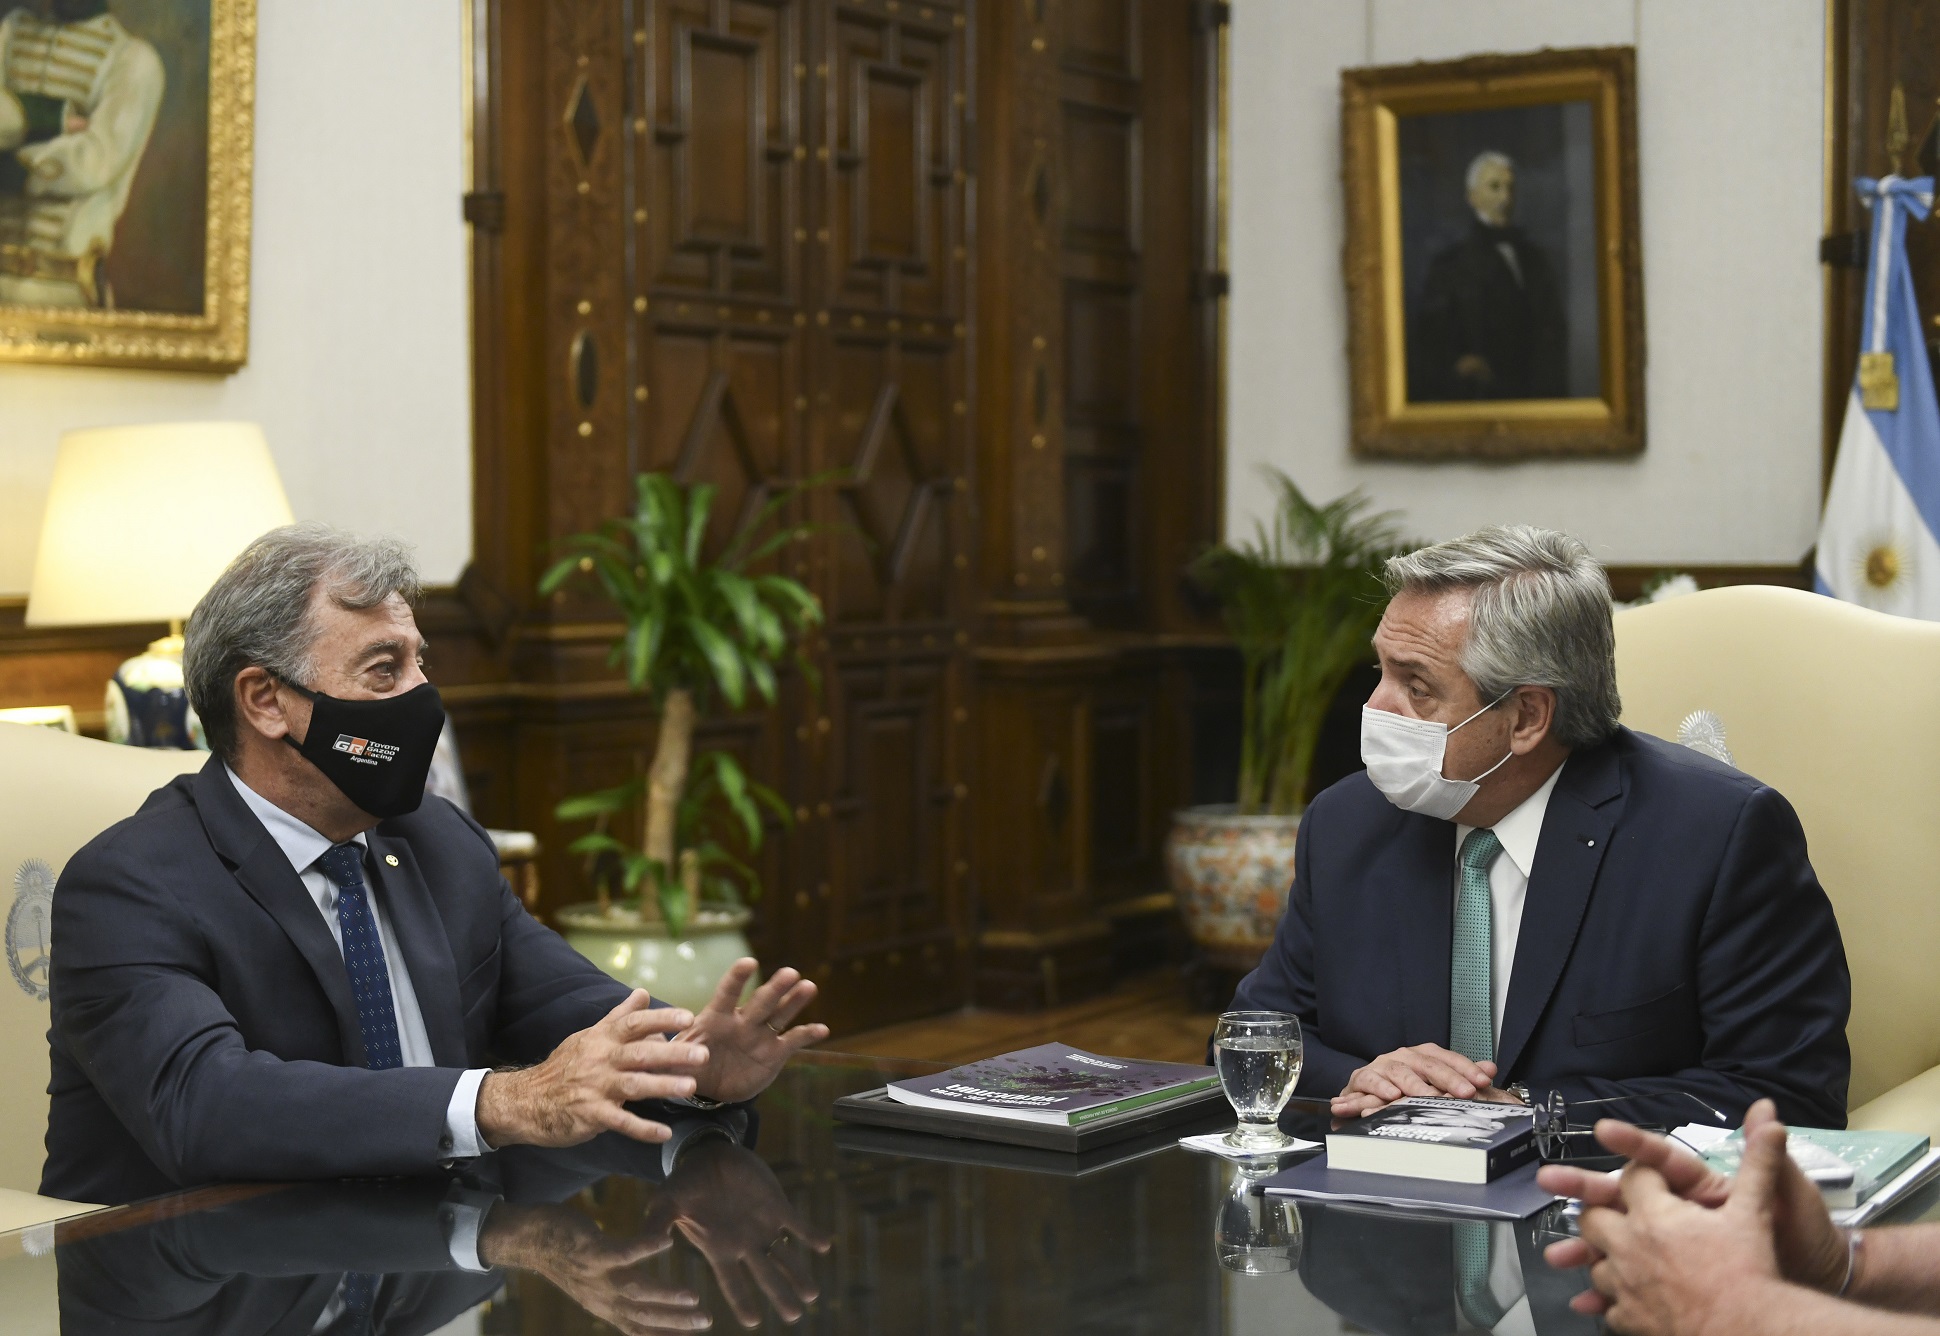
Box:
[367,830,467,1068]
[1385,813,1459,1049]
[190,761,366,1064]
[1495,740,1625,1079]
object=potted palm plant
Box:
[1166,471,1408,975]
[540,473,823,1009]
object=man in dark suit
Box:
[1408,150,1569,402]
[1228,526,1851,1132]
[42,524,829,1205]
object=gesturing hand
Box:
[679,960,830,1105]
[1540,1099,1849,1308]
[478,991,708,1149]
[1331,1044,1503,1118]
[1570,1121,1790,1336]
[644,1138,833,1327]
[480,1201,708,1335]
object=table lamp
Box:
[24,422,295,748]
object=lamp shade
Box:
[24,422,295,627]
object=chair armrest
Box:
[1850,1065,1940,1142]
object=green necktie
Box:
[1455,1222,1508,1329]
[1452,828,1502,1064]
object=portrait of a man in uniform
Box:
[0,0,165,309]
[1397,101,1603,405]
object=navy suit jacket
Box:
[42,758,639,1205]
[1231,727,1852,1129]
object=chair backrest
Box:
[0,724,203,1194]
[1613,585,1940,1110]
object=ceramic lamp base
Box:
[106,634,205,750]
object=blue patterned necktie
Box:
[315,843,403,1071]
[1452,828,1503,1065]
[325,1270,381,1335]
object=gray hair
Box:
[184,523,421,761]
[1382,525,1620,750]
[1466,149,1514,194]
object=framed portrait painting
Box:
[0,0,254,372]
[1342,47,1643,459]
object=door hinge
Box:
[1192,270,1230,300]
[463,190,506,233]
[1196,2,1231,30]
[1820,231,1865,268]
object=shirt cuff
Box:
[440,1187,499,1273]
[445,1068,492,1158]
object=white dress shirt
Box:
[1454,762,1564,1048]
[223,767,489,1159]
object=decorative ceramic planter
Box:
[1165,805,1301,973]
[556,903,753,1012]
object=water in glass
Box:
[1214,1011,1302,1153]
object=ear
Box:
[1508,685,1557,754]
[234,666,303,745]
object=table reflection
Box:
[53,1128,822,1336]
[17,1056,1636,1335]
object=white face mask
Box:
[1359,690,1515,821]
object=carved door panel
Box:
[807,1,974,1028]
[620,0,971,1029]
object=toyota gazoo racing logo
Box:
[332,734,401,766]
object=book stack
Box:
[1683,1126,1939,1224]
[883,1043,1222,1127]
[1258,1098,1554,1219]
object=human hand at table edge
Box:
[1540,1099,1850,1310]
[477,990,708,1148]
[676,959,830,1105]
[1564,1120,1793,1336]
[1329,1045,1507,1118]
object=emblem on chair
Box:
[1676,710,1735,768]
[7,859,55,1001]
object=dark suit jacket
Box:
[42,757,638,1204]
[1231,728,1851,1129]
[1298,1203,1596,1336]
[1408,221,1567,402]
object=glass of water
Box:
[1214,1010,1302,1154]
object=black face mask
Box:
[281,680,446,819]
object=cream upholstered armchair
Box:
[0,723,202,1224]
[1613,585,1940,1137]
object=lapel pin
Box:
[1585,839,1595,848]
[385,854,400,867]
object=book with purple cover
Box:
[884,1043,1220,1127]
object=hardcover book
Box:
[884,1043,1220,1127]
[1702,1128,1931,1209]
[1326,1097,1539,1184]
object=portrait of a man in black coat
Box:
[1407,151,1569,402]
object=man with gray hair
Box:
[42,523,829,1205]
[1228,525,1850,1134]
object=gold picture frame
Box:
[1343,46,1642,459]
[0,0,255,372]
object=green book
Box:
[1702,1128,1930,1209]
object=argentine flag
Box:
[1817,175,1940,617]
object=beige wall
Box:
[0,1,471,596]
[1227,0,1826,565]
